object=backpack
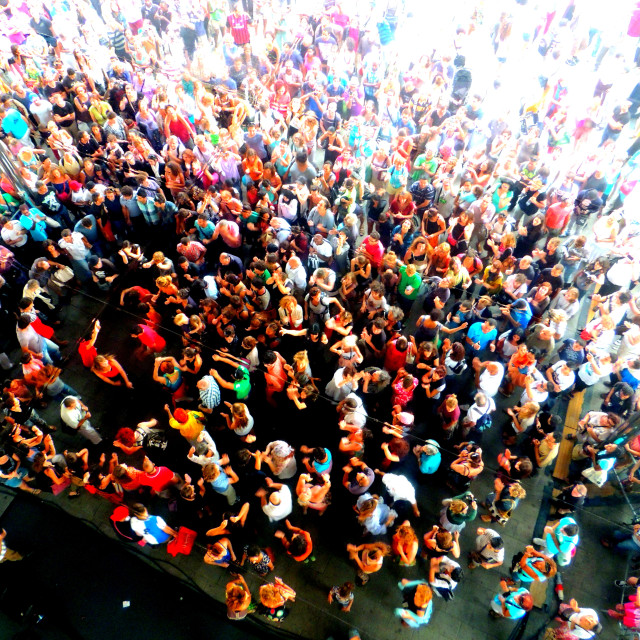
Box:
[475,405,493,432]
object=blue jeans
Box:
[41,338,61,365]
[70,258,92,283]
[611,529,640,554]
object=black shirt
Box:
[91,259,117,284]
[176,262,199,288]
[77,137,101,158]
[537,268,563,294]
[518,191,547,217]
[43,82,65,100]
[104,196,125,223]
[32,188,63,216]
[52,101,75,126]
[30,16,54,38]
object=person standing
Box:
[489,577,533,620]
[468,527,504,570]
[129,503,177,546]
[60,396,103,445]
[227,3,251,46]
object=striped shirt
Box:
[177,240,206,263]
[227,12,251,45]
[199,375,221,409]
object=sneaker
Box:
[532,537,545,547]
[614,580,628,587]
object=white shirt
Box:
[578,351,612,385]
[475,528,505,563]
[277,197,298,222]
[568,609,599,639]
[503,275,527,299]
[312,240,333,260]
[29,100,53,127]
[262,485,292,522]
[285,264,307,290]
[620,322,640,359]
[549,361,575,391]
[478,363,504,397]
[520,382,548,405]
[607,259,640,287]
[58,232,88,260]
[381,473,416,504]
[60,396,86,429]
[130,515,169,545]
[431,556,460,594]
[466,398,496,423]
[1,221,27,247]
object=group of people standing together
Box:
[2,0,640,637]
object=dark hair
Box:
[289,534,308,557]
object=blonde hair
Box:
[280,295,297,310]
[202,463,221,482]
[293,350,309,367]
[548,309,567,323]
[156,275,172,288]
[448,499,468,515]
[231,403,249,427]
[260,584,285,608]
[445,394,458,411]
[519,401,540,419]
[414,583,432,608]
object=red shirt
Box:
[227,12,251,44]
[392,377,418,407]
[361,237,384,267]
[139,466,174,492]
[78,340,97,368]
[545,202,571,230]
[129,286,153,303]
[384,341,408,372]
[137,324,166,353]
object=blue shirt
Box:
[74,215,99,243]
[418,450,441,474]
[511,302,533,329]
[312,449,332,474]
[2,109,28,139]
[467,322,497,351]
[209,464,230,493]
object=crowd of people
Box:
[2,0,640,637]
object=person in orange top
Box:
[392,520,420,566]
[242,148,264,182]
[275,519,314,562]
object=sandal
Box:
[29,488,41,496]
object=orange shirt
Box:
[242,156,263,182]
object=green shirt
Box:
[398,265,422,300]
[412,155,438,182]
[233,365,251,400]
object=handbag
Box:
[51,477,72,496]
[167,526,197,557]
